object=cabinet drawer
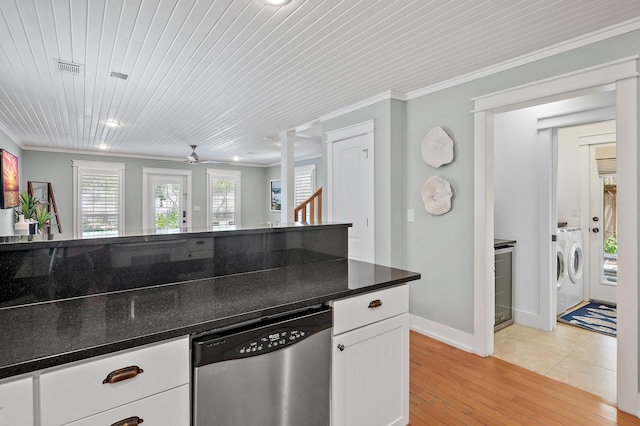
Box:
[40,336,189,426]
[65,385,189,426]
[332,285,408,335]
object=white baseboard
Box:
[513,309,541,330]
[410,314,475,353]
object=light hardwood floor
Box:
[409,331,640,425]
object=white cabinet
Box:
[40,336,189,426]
[332,285,409,426]
[64,385,189,426]
[0,375,34,426]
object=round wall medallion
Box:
[421,176,453,215]
[421,127,454,168]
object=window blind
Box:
[295,172,314,206]
[80,172,121,237]
[210,178,237,225]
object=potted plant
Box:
[34,206,51,233]
[16,191,38,221]
[14,191,50,234]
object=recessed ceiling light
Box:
[98,143,108,150]
[105,120,121,127]
[262,0,291,5]
[233,156,240,162]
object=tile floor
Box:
[494,321,617,403]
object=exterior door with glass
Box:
[143,169,192,233]
[588,143,617,303]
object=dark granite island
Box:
[0,223,420,379]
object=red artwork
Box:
[1,149,19,209]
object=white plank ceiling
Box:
[0,0,639,165]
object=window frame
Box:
[72,160,126,238]
[206,168,242,228]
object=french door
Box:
[142,168,192,233]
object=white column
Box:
[280,130,295,223]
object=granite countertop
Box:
[0,259,420,379]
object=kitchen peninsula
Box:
[0,223,419,425]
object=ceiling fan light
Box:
[262,0,291,6]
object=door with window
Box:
[143,168,192,233]
[589,143,617,303]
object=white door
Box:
[143,169,192,233]
[329,131,375,262]
[588,143,617,303]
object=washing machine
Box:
[556,228,568,315]
[564,227,585,311]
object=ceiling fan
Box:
[184,145,227,165]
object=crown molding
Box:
[315,16,640,124]
[406,16,640,100]
[319,90,407,123]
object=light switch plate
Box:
[194,206,202,212]
[407,209,414,222]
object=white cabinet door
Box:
[332,313,409,426]
[0,376,34,426]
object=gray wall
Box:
[22,151,268,233]
[324,30,640,337]
[0,129,22,235]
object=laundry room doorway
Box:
[473,57,637,413]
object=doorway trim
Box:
[142,167,193,231]
[472,57,638,413]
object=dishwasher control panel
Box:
[238,329,307,354]
[192,306,333,366]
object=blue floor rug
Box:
[558,302,617,337]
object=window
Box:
[295,164,316,221]
[72,160,125,238]
[207,169,241,229]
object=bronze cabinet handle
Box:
[368,299,383,308]
[102,366,144,384]
[111,416,144,426]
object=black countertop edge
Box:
[494,238,517,247]
[0,222,352,250]
[0,261,419,379]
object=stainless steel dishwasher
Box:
[192,305,332,426]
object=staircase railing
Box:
[294,188,322,223]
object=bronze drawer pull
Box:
[368,299,383,308]
[111,416,144,426]
[103,366,144,384]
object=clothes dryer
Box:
[565,227,585,311]
[556,228,569,315]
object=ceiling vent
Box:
[110,71,128,80]
[56,60,82,75]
